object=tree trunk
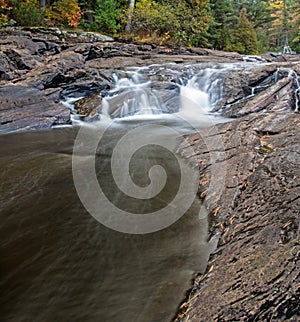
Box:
[125,0,135,34]
[40,0,46,9]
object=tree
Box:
[78,0,104,25]
[208,0,236,49]
[122,0,211,46]
[10,0,44,26]
[227,7,258,54]
[40,0,46,9]
[229,0,276,52]
[46,0,82,27]
[91,0,121,34]
[0,0,11,25]
[176,0,212,46]
[291,0,300,52]
[267,0,293,50]
[125,0,135,33]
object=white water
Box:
[100,64,229,124]
[61,62,300,128]
[178,76,210,120]
[289,69,300,112]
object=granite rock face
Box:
[213,63,300,116]
[0,85,70,132]
[175,112,300,321]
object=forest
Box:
[0,0,300,54]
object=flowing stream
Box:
[1,63,232,321]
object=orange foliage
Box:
[48,0,82,27]
[0,0,11,10]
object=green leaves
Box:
[1,0,300,52]
[90,0,121,34]
[124,0,211,46]
[227,8,259,54]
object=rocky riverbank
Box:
[0,27,241,132]
[1,28,299,321]
[175,112,299,321]
[172,51,300,321]
[1,27,299,131]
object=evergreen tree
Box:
[1,0,299,52]
[208,0,236,49]
[227,7,259,54]
[78,0,123,33]
[267,0,293,50]
[290,0,300,52]
[91,0,121,34]
[160,0,212,46]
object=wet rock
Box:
[222,76,293,117]
[214,63,300,116]
[0,27,300,132]
[189,47,242,61]
[74,91,102,121]
[0,54,14,80]
[0,85,70,132]
[4,48,40,70]
[0,28,235,131]
[0,27,299,321]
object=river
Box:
[0,64,227,321]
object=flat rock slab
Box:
[0,85,70,132]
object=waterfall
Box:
[101,69,165,118]
[61,62,300,124]
[295,87,300,112]
[179,76,210,119]
[290,70,300,112]
[101,64,226,120]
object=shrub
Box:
[123,0,177,42]
[10,0,43,26]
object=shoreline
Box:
[174,112,299,321]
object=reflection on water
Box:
[0,124,213,322]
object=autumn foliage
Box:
[0,0,11,25]
[0,0,81,28]
[0,0,300,53]
[46,0,82,28]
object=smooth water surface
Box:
[0,124,213,322]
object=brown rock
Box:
[0,85,70,132]
[74,91,102,121]
[175,112,300,321]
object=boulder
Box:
[74,91,102,121]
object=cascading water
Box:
[289,69,300,112]
[101,71,165,118]
[179,76,210,119]
[295,85,300,112]
[62,61,300,126]
[100,64,228,122]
